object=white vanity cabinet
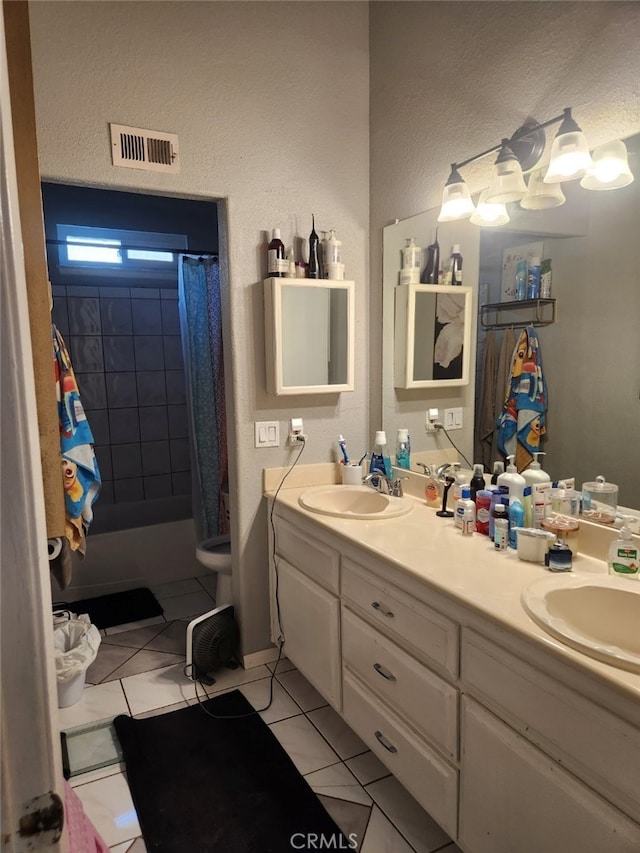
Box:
[268,514,342,709]
[267,496,640,851]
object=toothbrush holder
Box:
[341,464,364,486]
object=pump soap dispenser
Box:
[523,452,551,528]
[497,455,526,507]
[608,519,639,579]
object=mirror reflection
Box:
[383,132,640,511]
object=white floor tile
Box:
[104,616,166,637]
[59,681,129,732]
[120,662,198,715]
[102,623,167,649]
[346,751,391,786]
[201,663,271,696]
[108,842,133,853]
[127,840,148,853]
[134,700,189,720]
[276,668,328,711]
[305,762,372,806]
[69,762,125,789]
[238,676,303,724]
[196,574,218,598]
[150,578,203,599]
[268,714,339,775]
[307,705,368,759]
[265,656,296,675]
[360,804,415,853]
[159,590,215,621]
[366,776,451,853]
[73,771,140,848]
[317,795,371,851]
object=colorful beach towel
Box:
[496,326,547,472]
[53,326,101,557]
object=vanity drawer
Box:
[274,517,340,594]
[342,671,458,838]
[342,607,458,760]
[342,558,459,678]
[462,629,640,823]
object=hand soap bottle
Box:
[608,520,639,579]
[522,452,551,528]
[497,454,526,507]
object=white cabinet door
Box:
[278,559,341,709]
[459,697,640,853]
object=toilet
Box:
[195,491,232,605]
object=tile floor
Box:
[60,578,462,852]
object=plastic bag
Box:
[53,613,101,684]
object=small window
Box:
[56,225,187,280]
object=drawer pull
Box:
[373,662,396,682]
[374,730,398,754]
[371,601,395,618]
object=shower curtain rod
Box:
[45,238,218,257]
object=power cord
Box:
[188,436,307,720]
[433,423,473,470]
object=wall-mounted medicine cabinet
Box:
[394,283,472,389]
[264,277,355,396]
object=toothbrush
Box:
[338,435,350,465]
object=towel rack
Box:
[480,298,556,330]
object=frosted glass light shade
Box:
[580,139,634,190]
[520,168,566,210]
[485,156,528,204]
[470,189,510,226]
[544,130,593,182]
[438,180,476,222]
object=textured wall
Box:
[30,1,370,655]
[370,0,640,431]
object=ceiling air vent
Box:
[110,124,179,173]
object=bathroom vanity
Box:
[265,466,640,853]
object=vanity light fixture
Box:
[580,139,634,190]
[437,107,634,223]
[469,189,510,227]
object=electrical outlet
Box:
[254,421,279,448]
[425,408,439,432]
[287,417,306,446]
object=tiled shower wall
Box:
[52,282,192,534]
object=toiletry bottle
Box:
[522,452,551,528]
[526,257,542,299]
[522,485,533,527]
[420,466,442,508]
[497,454,526,507]
[307,215,321,279]
[450,244,463,286]
[370,431,392,479]
[491,461,504,485]
[450,463,468,502]
[285,247,296,278]
[515,259,527,301]
[540,259,552,298]
[395,428,411,470]
[475,488,493,535]
[488,487,502,538]
[508,498,525,549]
[493,504,509,550]
[402,237,421,271]
[607,519,639,579]
[456,486,476,535]
[267,228,287,277]
[420,230,440,284]
[469,464,486,502]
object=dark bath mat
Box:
[57,587,163,630]
[114,689,350,853]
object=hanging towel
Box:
[475,330,498,471]
[497,326,547,472]
[490,327,516,468]
[53,326,101,561]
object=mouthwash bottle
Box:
[396,429,411,470]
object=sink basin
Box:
[522,575,640,673]
[298,485,413,520]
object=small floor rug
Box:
[59,587,163,630]
[114,690,349,853]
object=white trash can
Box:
[53,613,101,708]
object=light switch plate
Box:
[444,407,463,430]
[254,421,280,448]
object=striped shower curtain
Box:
[178,255,228,540]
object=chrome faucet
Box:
[363,472,408,498]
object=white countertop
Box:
[264,464,640,707]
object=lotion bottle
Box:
[608,520,639,579]
[508,498,525,549]
[522,452,551,528]
[497,454,526,507]
[455,486,475,534]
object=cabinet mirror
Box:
[264,278,354,396]
[394,284,472,389]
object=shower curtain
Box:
[178,255,228,540]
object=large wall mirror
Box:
[264,278,354,395]
[382,132,640,511]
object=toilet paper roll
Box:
[47,537,63,561]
